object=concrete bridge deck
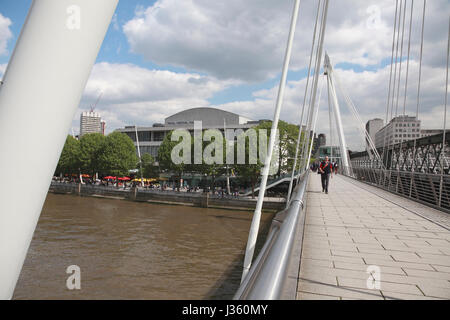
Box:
[296,174,450,300]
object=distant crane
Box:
[90,91,103,113]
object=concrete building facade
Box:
[375,115,421,148]
[80,111,102,137]
[116,107,259,161]
[365,118,384,151]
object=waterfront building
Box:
[116,107,260,161]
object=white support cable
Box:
[390,0,403,121]
[286,0,322,206]
[301,0,329,172]
[438,17,449,206]
[241,0,301,283]
[300,0,328,166]
[398,0,415,171]
[394,0,408,117]
[328,80,335,161]
[306,76,326,168]
[382,0,400,171]
[385,0,399,125]
[390,0,407,171]
[333,72,383,165]
[410,0,426,175]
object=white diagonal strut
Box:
[0,0,118,299]
[241,0,301,283]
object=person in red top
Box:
[319,156,333,194]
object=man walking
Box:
[319,156,333,194]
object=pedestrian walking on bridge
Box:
[319,156,333,194]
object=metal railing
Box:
[343,166,450,213]
[234,171,309,300]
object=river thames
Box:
[13,193,274,299]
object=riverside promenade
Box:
[297,174,450,300]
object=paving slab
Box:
[297,174,450,300]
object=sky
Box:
[0,0,448,151]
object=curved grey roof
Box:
[165,107,251,127]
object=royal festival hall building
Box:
[115,107,262,161]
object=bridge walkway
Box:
[296,174,450,300]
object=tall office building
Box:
[80,111,102,137]
[365,118,384,151]
[375,115,421,148]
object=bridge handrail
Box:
[234,170,309,300]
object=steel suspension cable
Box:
[395,0,408,118]
[410,0,426,177]
[390,0,403,121]
[390,0,408,172]
[382,0,401,171]
[438,17,450,206]
[300,0,326,168]
[241,0,301,283]
[301,0,329,172]
[286,0,322,205]
[398,0,414,171]
[381,0,400,172]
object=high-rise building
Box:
[365,118,384,151]
[375,115,421,148]
[80,111,102,136]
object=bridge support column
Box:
[324,54,351,176]
[0,0,118,299]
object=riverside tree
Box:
[158,131,188,191]
[140,153,159,178]
[97,132,138,177]
[235,120,304,198]
[79,133,105,178]
[56,135,81,177]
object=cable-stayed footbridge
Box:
[235,0,450,300]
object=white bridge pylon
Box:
[323,53,351,175]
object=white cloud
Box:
[123,0,449,82]
[72,62,234,134]
[0,13,12,56]
[215,59,450,151]
[72,0,450,152]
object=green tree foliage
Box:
[56,135,81,176]
[97,132,139,176]
[191,129,226,192]
[235,120,304,198]
[158,131,187,174]
[140,153,159,178]
[234,125,264,199]
[79,133,105,176]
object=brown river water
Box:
[13,193,274,300]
